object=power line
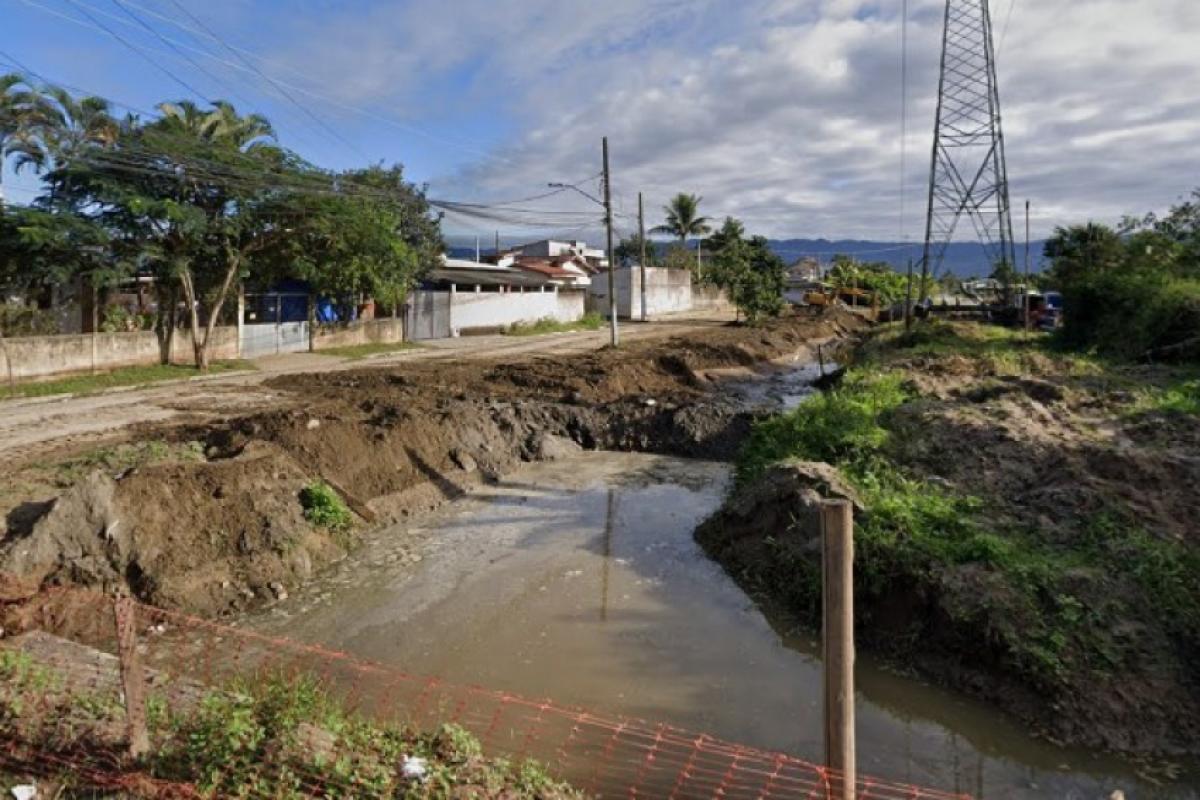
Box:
[998,0,1018,55]
[160,0,372,161]
[899,0,909,243]
[15,0,509,164]
[60,0,212,102]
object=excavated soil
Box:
[0,308,866,620]
[696,327,1200,759]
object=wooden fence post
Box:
[821,499,855,800]
[113,590,150,759]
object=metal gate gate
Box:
[241,293,311,357]
[405,290,451,341]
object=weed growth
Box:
[300,481,352,531]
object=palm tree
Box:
[34,86,119,164]
[0,72,46,206]
[651,193,712,243]
[154,100,275,151]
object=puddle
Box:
[249,452,1193,799]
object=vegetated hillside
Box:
[698,321,1200,758]
[765,239,1049,276]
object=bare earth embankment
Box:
[0,308,863,621]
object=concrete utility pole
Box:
[1024,199,1031,332]
[495,231,500,256]
[475,235,481,263]
[638,192,648,322]
[822,500,856,800]
[904,258,915,331]
[602,137,619,347]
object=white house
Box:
[512,239,609,271]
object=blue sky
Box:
[4,0,1200,243]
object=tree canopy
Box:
[1043,191,1200,360]
[0,79,442,367]
[651,193,711,242]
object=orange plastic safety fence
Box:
[0,589,974,800]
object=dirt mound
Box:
[1,308,864,617]
[1,444,344,616]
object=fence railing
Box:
[0,589,971,800]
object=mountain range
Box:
[445,238,1049,278]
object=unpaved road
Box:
[0,315,730,465]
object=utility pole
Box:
[638,192,648,322]
[495,231,500,256]
[696,240,704,283]
[602,137,619,347]
[904,258,915,331]
[475,235,481,263]
[1024,200,1031,332]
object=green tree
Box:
[271,164,440,316]
[0,72,46,207]
[1042,223,1125,288]
[827,255,906,304]
[711,234,785,323]
[44,99,296,368]
[705,216,745,254]
[615,233,657,267]
[32,86,120,165]
[651,193,711,243]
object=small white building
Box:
[512,239,609,271]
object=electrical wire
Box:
[997,0,1018,56]
[14,0,509,163]
[59,0,212,102]
[160,0,372,161]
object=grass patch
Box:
[505,312,604,337]
[314,341,418,360]
[1132,377,1200,416]
[2,659,580,798]
[45,440,206,485]
[300,481,352,532]
[0,360,254,400]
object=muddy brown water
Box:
[246,451,1195,799]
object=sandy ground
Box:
[0,314,731,466]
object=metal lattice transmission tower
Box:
[920,0,1016,295]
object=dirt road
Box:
[0,315,729,465]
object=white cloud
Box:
[239,0,1200,239]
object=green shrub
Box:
[300,481,352,531]
[737,371,910,482]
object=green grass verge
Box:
[1,653,579,798]
[0,360,254,400]
[504,312,604,337]
[736,323,1200,693]
[313,341,419,360]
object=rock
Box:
[0,471,124,588]
[644,398,658,407]
[268,581,288,601]
[450,449,477,473]
[537,434,583,461]
[306,418,322,430]
[0,571,42,603]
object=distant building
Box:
[787,257,822,284]
[512,239,609,271]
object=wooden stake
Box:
[821,500,855,800]
[113,590,150,759]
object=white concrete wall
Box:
[588,267,698,319]
[449,288,585,335]
[0,326,240,383]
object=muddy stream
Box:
[241,368,1191,799]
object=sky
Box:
[2,0,1199,245]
